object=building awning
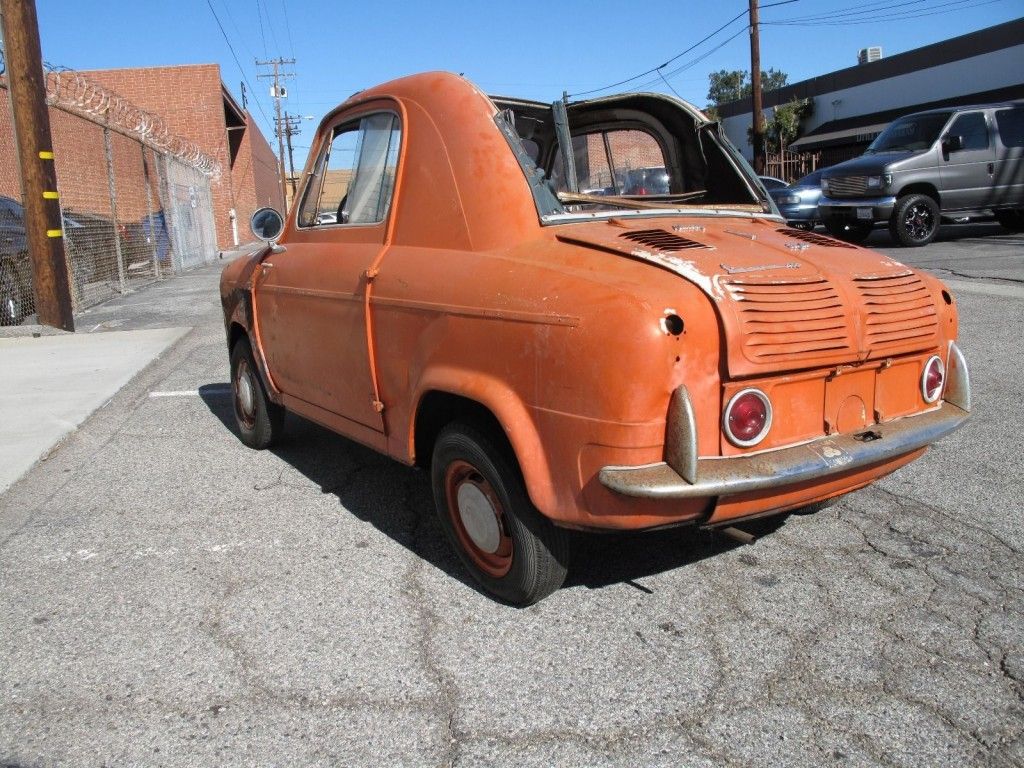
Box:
[789,121,890,151]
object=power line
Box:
[206,0,273,131]
[764,0,1008,25]
[569,0,799,99]
[254,0,268,57]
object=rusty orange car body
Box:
[220,72,970,604]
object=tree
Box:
[747,97,814,153]
[705,68,789,114]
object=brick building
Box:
[82,64,284,250]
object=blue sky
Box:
[36,1,1022,161]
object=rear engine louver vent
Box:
[620,229,710,252]
[855,272,938,352]
[777,227,856,249]
[725,277,854,362]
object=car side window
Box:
[947,112,989,151]
[995,107,1024,148]
[298,113,401,228]
[550,129,667,195]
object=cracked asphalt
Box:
[1,227,1022,767]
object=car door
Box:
[939,111,996,211]
[992,105,1024,207]
[254,109,401,433]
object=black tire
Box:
[0,260,29,326]
[230,336,284,449]
[824,219,873,244]
[431,421,569,605]
[889,193,940,247]
[995,209,1024,233]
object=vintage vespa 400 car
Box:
[221,72,970,605]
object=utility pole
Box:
[0,0,74,330]
[748,0,766,175]
[256,57,295,213]
[280,112,312,202]
[283,111,298,200]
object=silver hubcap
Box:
[237,370,255,419]
[456,482,501,553]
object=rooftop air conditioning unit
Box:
[858,47,883,65]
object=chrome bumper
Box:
[600,344,971,501]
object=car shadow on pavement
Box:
[200,383,793,600]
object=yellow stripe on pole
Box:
[46,229,63,238]
[42,190,59,199]
[38,150,55,160]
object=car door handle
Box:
[261,262,274,270]
[988,162,994,175]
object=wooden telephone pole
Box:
[256,57,295,214]
[1,0,74,330]
[748,0,766,175]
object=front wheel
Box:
[431,422,569,605]
[824,219,872,244]
[230,336,285,449]
[889,193,939,246]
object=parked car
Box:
[819,102,1024,245]
[758,175,788,191]
[621,166,671,195]
[221,72,970,604]
[768,169,826,229]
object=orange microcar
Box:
[221,72,970,605]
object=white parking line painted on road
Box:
[149,386,231,398]
[943,279,1024,300]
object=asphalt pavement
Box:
[0,229,1022,767]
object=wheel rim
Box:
[444,460,513,578]
[234,358,257,430]
[903,202,935,241]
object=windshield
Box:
[866,112,952,153]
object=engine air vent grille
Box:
[724,276,854,362]
[854,272,938,352]
[620,229,710,252]
[777,227,856,249]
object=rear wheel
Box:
[230,336,284,449]
[431,422,569,605]
[995,209,1024,233]
[889,193,939,247]
[824,219,872,244]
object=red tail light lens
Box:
[921,355,945,403]
[723,388,772,447]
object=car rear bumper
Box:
[599,343,970,501]
[819,195,896,223]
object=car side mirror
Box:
[250,207,284,242]
[943,135,963,153]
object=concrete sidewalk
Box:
[0,245,256,496]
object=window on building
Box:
[550,129,668,196]
[299,113,401,227]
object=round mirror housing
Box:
[250,207,284,242]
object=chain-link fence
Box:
[0,66,221,325]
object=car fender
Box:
[410,365,558,516]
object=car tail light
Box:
[723,388,772,447]
[921,355,944,403]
